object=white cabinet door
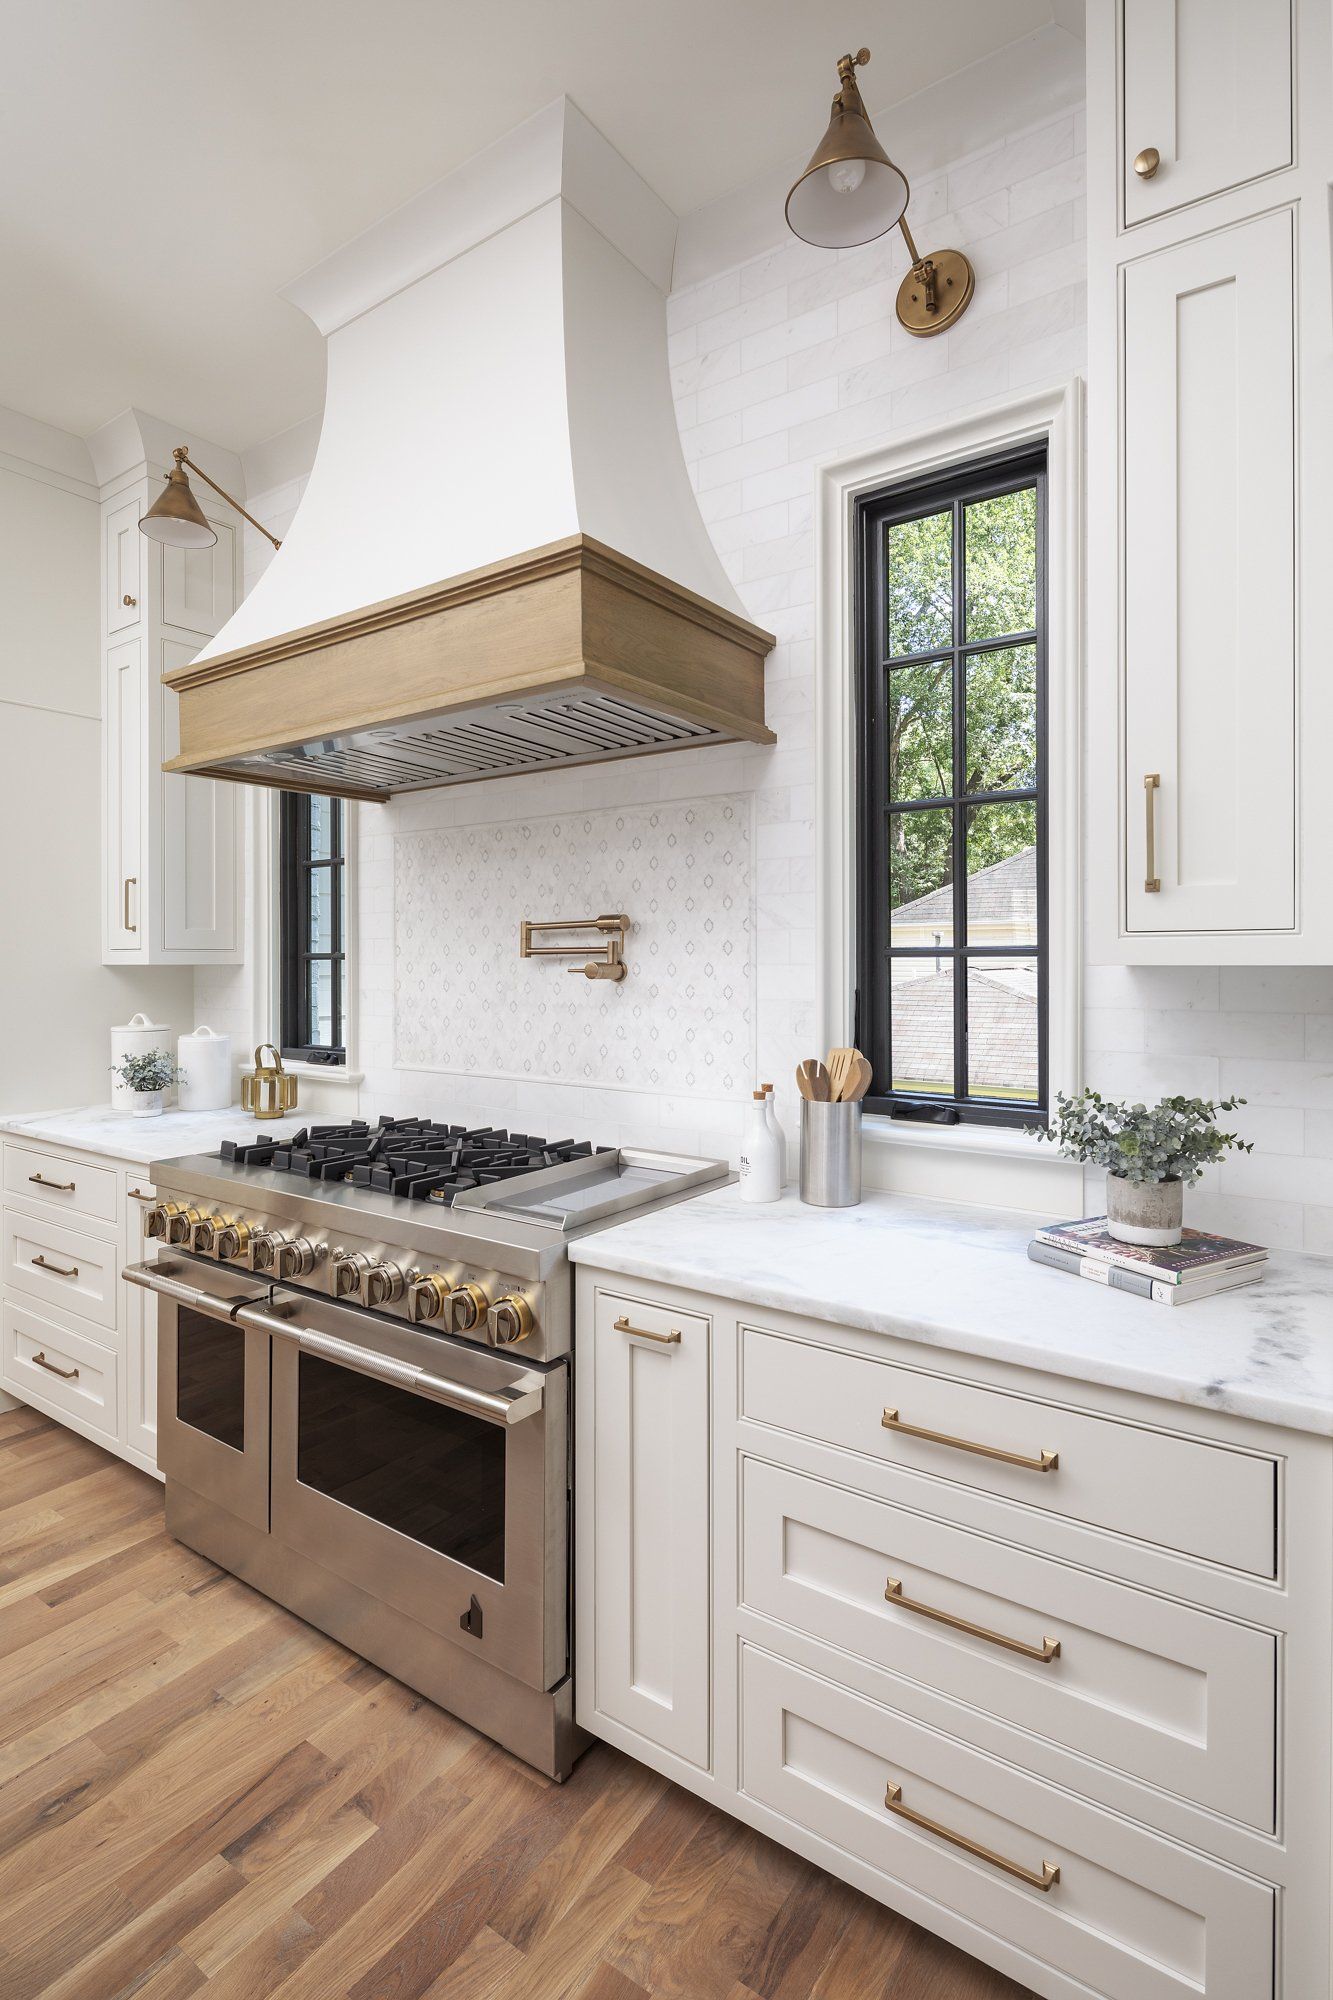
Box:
[1122,208,1295,935]
[124,1173,158,1466]
[106,500,143,636]
[1122,0,1293,226]
[160,518,235,637]
[579,1284,711,1768]
[104,638,145,955]
[160,641,240,955]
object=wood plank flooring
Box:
[0,1408,1034,1999]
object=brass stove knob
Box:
[330,1250,373,1299]
[362,1261,406,1308]
[167,1206,202,1246]
[144,1200,183,1241]
[446,1282,490,1334]
[190,1213,227,1255]
[276,1236,319,1281]
[214,1220,252,1261]
[408,1273,452,1322]
[485,1295,535,1347]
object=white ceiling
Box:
[0,1,1076,454]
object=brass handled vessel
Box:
[241,1043,298,1120]
[883,1782,1060,1891]
[614,1314,681,1346]
[884,1578,1061,1663]
[882,1408,1058,1473]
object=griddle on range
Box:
[219,1115,610,1203]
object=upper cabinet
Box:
[1121,0,1294,226]
[100,477,243,965]
[1087,0,1333,964]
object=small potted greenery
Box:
[111,1048,184,1119]
[1037,1088,1253,1245]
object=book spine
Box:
[1027,1242,1157,1298]
[1031,1230,1263,1283]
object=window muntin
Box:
[279,793,346,1064]
[856,449,1047,1126]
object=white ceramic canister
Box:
[177,1024,233,1112]
[110,1013,172,1108]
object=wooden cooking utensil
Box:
[797,1058,831,1102]
[845,1051,873,1100]
[825,1047,856,1101]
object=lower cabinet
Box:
[574,1265,1331,2000]
[0,1141,161,1478]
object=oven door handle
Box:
[265,1323,546,1428]
[122,1260,272,1322]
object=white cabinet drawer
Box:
[3,1209,121,1337]
[742,1458,1276,1831]
[741,1646,1273,2000]
[4,1142,119,1232]
[2,1296,119,1443]
[739,1325,1277,1578]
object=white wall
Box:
[0,418,193,1112]
[209,95,1333,1253]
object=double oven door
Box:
[127,1255,568,1693]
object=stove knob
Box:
[408,1273,452,1323]
[248,1228,283,1273]
[190,1214,227,1255]
[331,1250,373,1299]
[167,1206,202,1246]
[485,1295,535,1347]
[214,1220,252,1262]
[144,1200,183,1242]
[276,1237,320,1281]
[362,1261,406,1308]
[446,1282,490,1334]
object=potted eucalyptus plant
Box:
[1037,1088,1253,1245]
[111,1048,184,1119]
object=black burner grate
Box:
[219,1116,607,1202]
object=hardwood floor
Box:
[0,1408,1034,2000]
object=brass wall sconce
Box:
[520,914,629,982]
[786,47,974,337]
[138,445,283,552]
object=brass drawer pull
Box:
[1144,773,1161,893]
[613,1314,681,1346]
[32,1351,79,1381]
[32,1255,79,1279]
[885,1578,1061,1663]
[884,1782,1060,1891]
[882,1408,1057,1473]
[127,1188,157,1202]
[123,876,137,933]
[28,1173,76,1192]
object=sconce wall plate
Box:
[896,245,975,336]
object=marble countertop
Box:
[0,1104,308,1168]
[570,1186,1333,1436]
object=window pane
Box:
[308,863,336,953]
[965,486,1036,641]
[888,661,952,801]
[967,957,1039,1103]
[965,802,1037,946]
[965,644,1037,794]
[890,808,954,946]
[890,959,954,1096]
[887,510,952,658]
[308,960,335,1047]
[308,794,339,860]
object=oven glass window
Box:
[296,1354,506,1581]
[176,1308,247,1451]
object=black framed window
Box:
[855,446,1047,1128]
[279,793,346,1064]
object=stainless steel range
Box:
[123,1117,728,1779]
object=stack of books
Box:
[1028,1217,1267,1306]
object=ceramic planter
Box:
[130,1089,165,1119]
[1106,1173,1183,1246]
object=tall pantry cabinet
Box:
[1086,0,1333,962]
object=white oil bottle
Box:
[761,1083,787,1188]
[739,1089,782,1203]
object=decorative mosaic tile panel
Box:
[393,797,753,1096]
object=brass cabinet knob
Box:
[1132,146,1160,180]
[486,1295,535,1347]
[122,593,137,607]
[446,1282,490,1334]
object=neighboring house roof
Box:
[894,844,1036,931]
[891,962,1037,1094]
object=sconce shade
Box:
[138,461,218,549]
[786,86,909,248]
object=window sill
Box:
[863,1114,1062,1166]
[279,1061,364,1087]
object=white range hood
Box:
[163,99,773,800]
